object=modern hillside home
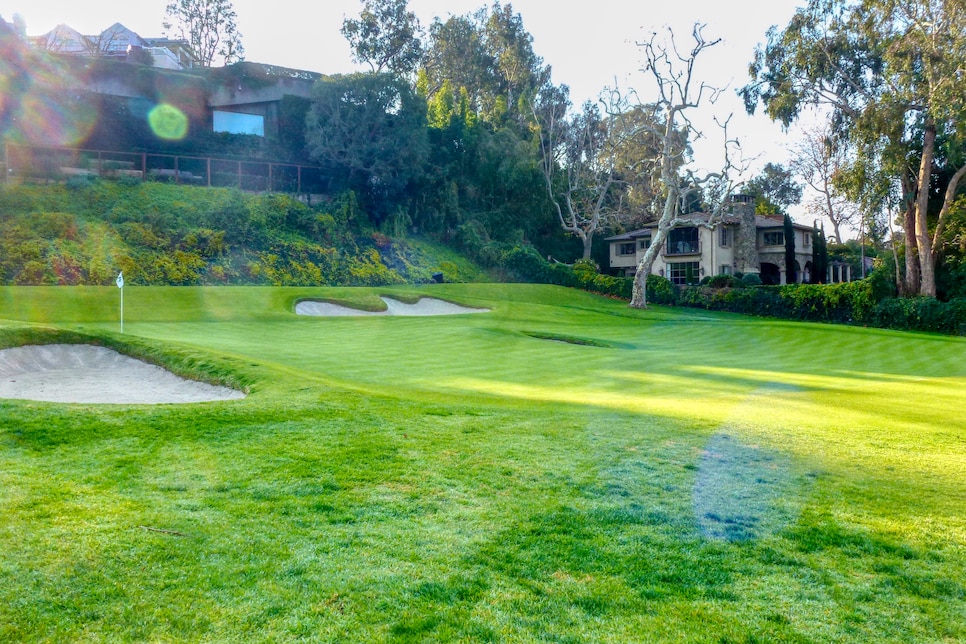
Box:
[606,195,817,285]
[31,22,197,70]
[9,20,319,141]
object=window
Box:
[804,231,811,247]
[719,227,732,248]
[667,261,700,285]
[639,232,652,250]
[719,265,732,275]
[618,242,636,256]
[213,110,265,137]
[763,231,784,246]
[667,227,699,254]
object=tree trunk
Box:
[916,124,936,297]
[581,234,593,260]
[901,172,920,296]
[630,270,647,308]
[831,221,842,246]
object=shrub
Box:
[707,274,734,289]
[873,297,966,335]
[646,275,678,305]
[741,273,762,286]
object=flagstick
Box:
[116,271,125,333]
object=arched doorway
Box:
[760,262,781,285]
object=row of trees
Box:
[742,0,966,298]
[5,0,964,306]
[327,1,750,308]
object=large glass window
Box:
[667,227,699,254]
[667,261,700,285]
[763,231,784,246]
[213,110,265,137]
[618,242,636,256]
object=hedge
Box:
[457,246,966,335]
[501,247,678,304]
[679,281,966,335]
[871,297,966,335]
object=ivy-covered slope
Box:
[0,182,489,286]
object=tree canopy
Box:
[341,0,424,76]
[305,73,428,225]
[742,0,966,297]
[163,0,244,67]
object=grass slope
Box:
[1,284,964,642]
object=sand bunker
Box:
[296,296,489,317]
[0,344,245,404]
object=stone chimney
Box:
[729,194,759,275]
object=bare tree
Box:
[629,25,744,309]
[532,87,663,259]
[164,0,244,67]
[791,122,861,243]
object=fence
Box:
[2,143,329,195]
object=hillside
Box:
[0,182,491,286]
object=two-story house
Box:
[606,195,816,285]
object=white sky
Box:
[1,0,808,180]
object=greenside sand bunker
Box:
[0,344,245,404]
[296,296,489,316]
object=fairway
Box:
[1,284,964,642]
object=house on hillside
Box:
[21,20,319,141]
[607,195,816,285]
[30,22,196,70]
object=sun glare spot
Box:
[148,104,189,141]
[17,91,97,147]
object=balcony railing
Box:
[2,143,329,195]
[665,240,701,256]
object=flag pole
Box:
[116,272,124,333]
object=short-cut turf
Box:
[0,284,964,642]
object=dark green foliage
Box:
[784,213,797,284]
[680,281,875,323]
[678,279,966,334]
[707,274,735,289]
[872,297,966,335]
[746,162,802,214]
[500,246,678,304]
[305,73,429,227]
[812,226,829,284]
[741,273,763,286]
[685,262,696,286]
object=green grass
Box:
[1,284,964,642]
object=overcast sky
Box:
[1,0,808,179]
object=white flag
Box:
[116,272,124,288]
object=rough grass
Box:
[0,284,964,642]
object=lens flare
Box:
[148,103,188,141]
[16,89,98,147]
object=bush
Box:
[872,297,966,335]
[707,274,734,289]
[646,275,678,305]
[679,281,876,324]
[501,246,632,299]
[741,273,762,286]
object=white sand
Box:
[0,344,245,404]
[295,296,489,317]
